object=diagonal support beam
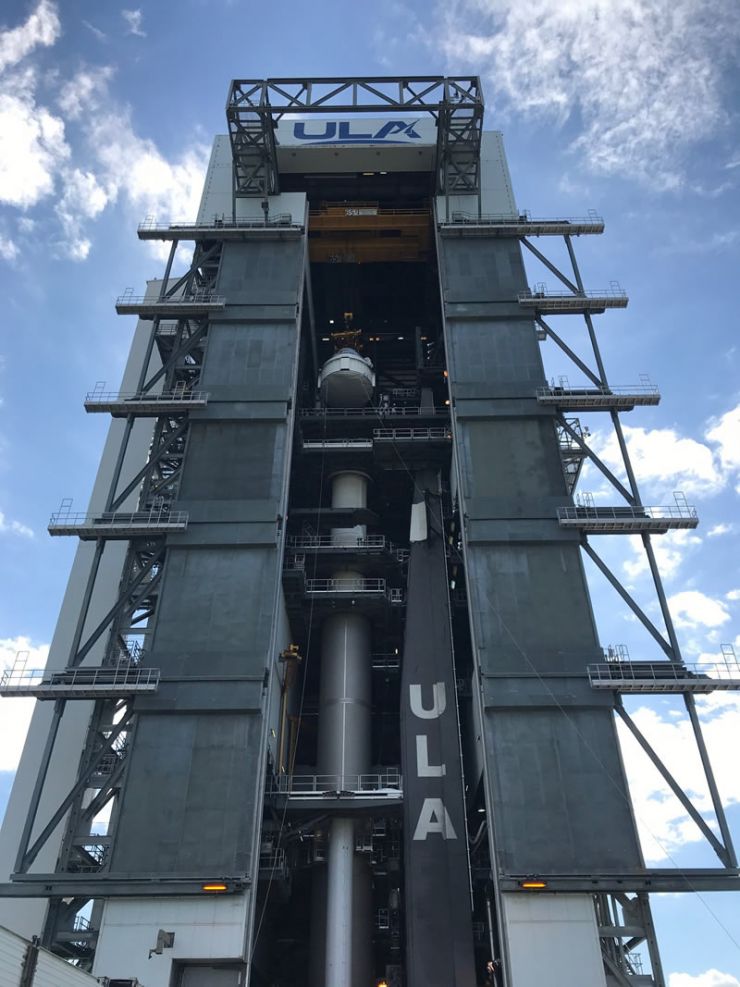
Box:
[110,419,189,511]
[580,540,674,658]
[71,550,164,668]
[143,320,208,393]
[19,712,134,872]
[522,238,580,294]
[536,317,602,386]
[601,951,635,987]
[616,703,731,867]
[558,416,635,504]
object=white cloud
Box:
[589,425,725,499]
[623,529,701,582]
[670,971,740,987]
[431,0,740,188]
[121,8,146,37]
[0,636,48,772]
[726,590,740,602]
[706,403,740,475]
[619,687,740,863]
[0,509,33,537]
[668,591,731,630]
[0,75,70,208]
[57,65,113,120]
[0,0,60,74]
[55,167,110,260]
[0,48,207,259]
[0,234,18,261]
[56,68,209,258]
[707,523,737,538]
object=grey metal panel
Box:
[111,713,260,873]
[445,318,543,387]
[216,241,304,306]
[485,709,640,874]
[111,233,306,882]
[464,519,580,544]
[481,676,612,709]
[466,543,599,675]
[438,228,644,879]
[167,522,278,546]
[192,400,289,420]
[147,547,277,678]
[455,398,554,419]
[465,496,569,519]
[200,322,298,394]
[458,418,567,501]
[441,239,526,303]
[175,499,279,523]
[178,423,285,502]
[134,680,264,713]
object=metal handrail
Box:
[287,534,388,550]
[49,509,188,527]
[272,772,402,794]
[373,427,451,440]
[85,389,209,403]
[300,406,447,418]
[306,577,387,593]
[1,665,160,690]
[537,384,659,398]
[558,504,697,521]
[587,661,740,684]
[138,215,296,231]
[520,287,627,300]
[115,291,225,305]
[450,210,604,225]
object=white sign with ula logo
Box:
[276,117,437,147]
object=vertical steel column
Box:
[317,470,373,987]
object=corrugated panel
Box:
[34,950,100,986]
[0,925,25,987]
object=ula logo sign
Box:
[292,120,422,144]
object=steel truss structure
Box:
[2,76,736,987]
[0,236,227,963]
[498,219,739,908]
[226,76,484,198]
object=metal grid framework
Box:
[0,237,226,960]
[511,219,737,906]
[226,76,483,198]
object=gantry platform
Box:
[557,504,698,533]
[519,288,628,313]
[84,389,209,416]
[268,772,403,814]
[439,212,605,237]
[137,216,304,241]
[115,292,225,318]
[287,534,407,563]
[587,660,740,693]
[0,665,160,699]
[48,509,189,539]
[537,384,660,410]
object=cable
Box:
[248,396,329,963]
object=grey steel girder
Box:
[226,76,483,196]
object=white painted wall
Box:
[501,893,607,987]
[92,896,251,986]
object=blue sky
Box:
[0,1,739,982]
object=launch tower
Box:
[1,76,738,987]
